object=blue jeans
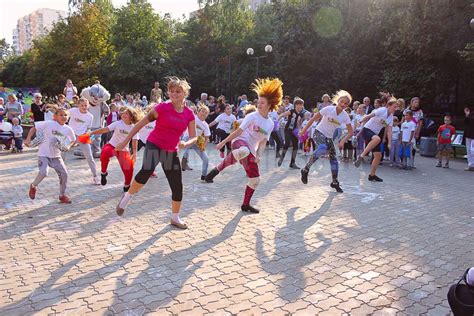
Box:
[401,142,412,167]
[182,144,209,176]
[13,137,23,150]
[389,140,400,164]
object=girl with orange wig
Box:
[205,78,283,213]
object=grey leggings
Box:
[32,157,68,195]
[78,142,97,177]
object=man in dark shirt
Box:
[464,107,474,171]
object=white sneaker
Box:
[93,176,101,185]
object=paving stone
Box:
[1,147,472,315]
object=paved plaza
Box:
[0,145,473,315]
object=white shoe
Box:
[93,176,101,185]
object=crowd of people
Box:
[0,77,473,228]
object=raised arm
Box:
[278,110,291,121]
[360,112,375,124]
[300,112,321,135]
[115,110,155,151]
[216,128,243,151]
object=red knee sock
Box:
[243,186,255,205]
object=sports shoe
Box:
[170,219,188,229]
[289,163,300,169]
[59,195,72,204]
[201,175,206,181]
[204,168,220,183]
[368,175,383,182]
[241,204,260,213]
[330,180,343,193]
[101,172,108,185]
[354,156,363,168]
[277,156,283,167]
[301,168,309,184]
[93,176,101,185]
[123,185,130,192]
[28,184,37,200]
[116,193,133,216]
[435,162,442,167]
[220,151,225,158]
[443,163,449,169]
[465,167,474,171]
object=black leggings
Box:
[270,131,282,153]
[216,128,231,153]
[134,142,183,202]
[281,129,299,164]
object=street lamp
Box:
[151,57,165,81]
[246,44,273,78]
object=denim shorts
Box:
[361,127,381,152]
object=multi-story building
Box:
[12,8,65,55]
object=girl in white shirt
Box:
[209,104,236,158]
[354,99,399,182]
[205,78,282,214]
[299,90,353,193]
[69,98,99,184]
[89,107,141,192]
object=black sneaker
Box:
[123,185,130,192]
[443,163,449,169]
[101,172,108,185]
[301,168,309,184]
[241,204,260,213]
[354,156,363,168]
[289,163,300,170]
[277,157,283,167]
[204,168,220,183]
[368,175,383,182]
[330,181,343,193]
[435,162,442,167]
[201,175,206,181]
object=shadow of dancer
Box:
[0,225,173,314]
[255,193,335,302]
[108,211,246,314]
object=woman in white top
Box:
[63,79,78,102]
[354,99,399,182]
[299,90,353,193]
[205,78,282,214]
[209,104,236,158]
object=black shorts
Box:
[361,127,381,152]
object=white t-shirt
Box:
[107,120,138,150]
[400,121,416,142]
[65,86,76,101]
[364,107,394,135]
[35,120,75,158]
[68,107,93,135]
[391,125,400,141]
[215,113,236,133]
[235,111,273,155]
[195,116,211,137]
[316,106,351,138]
[138,121,156,143]
[352,114,364,131]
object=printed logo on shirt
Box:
[252,125,269,136]
[52,130,65,137]
[119,129,129,135]
[74,118,86,123]
[380,119,388,127]
[146,125,154,129]
[328,117,341,125]
[441,128,452,140]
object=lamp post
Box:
[246,44,273,78]
[151,57,165,81]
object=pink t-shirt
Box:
[147,101,195,152]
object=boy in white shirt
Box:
[400,111,416,169]
[389,117,401,167]
[182,105,211,180]
[69,98,100,184]
[209,104,237,158]
[25,108,76,203]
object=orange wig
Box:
[250,78,283,112]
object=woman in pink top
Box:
[114,77,197,229]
